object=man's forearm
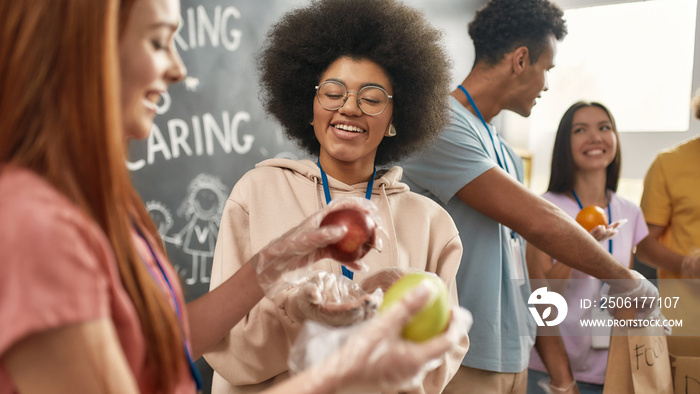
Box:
[525,210,633,281]
[456,168,634,281]
[636,225,684,273]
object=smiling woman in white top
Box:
[527,101,649,394]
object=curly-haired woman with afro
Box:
[205,0,469,393]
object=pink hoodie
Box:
[205,158,468,394]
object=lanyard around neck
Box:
[317,160,376,280]
[571,190,613,254]
[134,227,203,391]
[457,85,510,173]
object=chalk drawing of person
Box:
[145,200,178,242]
[146,199,194,246]
[171,173,229,285]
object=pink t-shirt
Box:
[0,165,195,393]
[528,190,649,385]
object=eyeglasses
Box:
[315,80,393,116]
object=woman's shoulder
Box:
[240,158,318,183]
[610,191,643,213]
[1,165,59,202]
[653,137,700,166]
[0,165,109,262]
[541,191,570,205]
[0,166,119,361]
[396,189,457,228]
[0,166,77,226]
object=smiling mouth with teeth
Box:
[334,124,365,133]
[585,149,604,155]
[147,92,162,104]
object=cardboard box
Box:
[667,336,700,394]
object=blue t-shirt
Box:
[401,96,535,373]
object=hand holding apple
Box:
[291,284,472,392]
[320,208,378,262]
[250,197,380,298]
[379,272,450,342]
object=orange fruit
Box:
[575,205,608,232]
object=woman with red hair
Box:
[0,1,468,393]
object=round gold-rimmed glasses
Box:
[315,80,393,116]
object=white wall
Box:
[618,0,700,182]
[497,0,700,203]
[401,0,485,87]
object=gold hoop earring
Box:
[386,124,397,137]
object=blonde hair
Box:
[0,0,184,391]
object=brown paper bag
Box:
[603,326,673,394]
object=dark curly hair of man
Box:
[469,0,567,66]
[257,0,451,166]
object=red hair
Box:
[0,0,184,391]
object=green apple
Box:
[379,272,449,342]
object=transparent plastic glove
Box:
[605,270,671,334]
[681,249,700,278]
[289,285,473,393]
[359,266,419,294]
[589,219,627,242]
[276,270,382,327]
[537,378,579,394]
[606,270,658,318]
[251,197,383,298]
[550,380,579,394]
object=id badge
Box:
[509,235,525,286]
[590,306,611,349]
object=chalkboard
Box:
[127,0,307,391]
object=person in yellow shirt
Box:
[636,93,700,335]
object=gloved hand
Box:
[681,249,700,278]
[605,270,672,334]
[250,197,382,298]
[606,270,658,318]
[277,270,382,327]
[589,219,627,242]
[536,377,580,394]
[359,266,415,294]
[289,284,473,393]
[549,380,580,394]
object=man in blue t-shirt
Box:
[401,0,657,393]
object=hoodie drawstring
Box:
[312,175,322,212]
[379,183,399,267]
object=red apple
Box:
[320,208,377,262]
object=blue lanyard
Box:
[571,190,613,254]
[457,85,510,173]
[317,160,376,280]
[458,86,516,240]
[135,227,203,391]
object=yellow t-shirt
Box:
[641,137,700,334]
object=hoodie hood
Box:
[255,158,409,196]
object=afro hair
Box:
[257,0,452,165]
